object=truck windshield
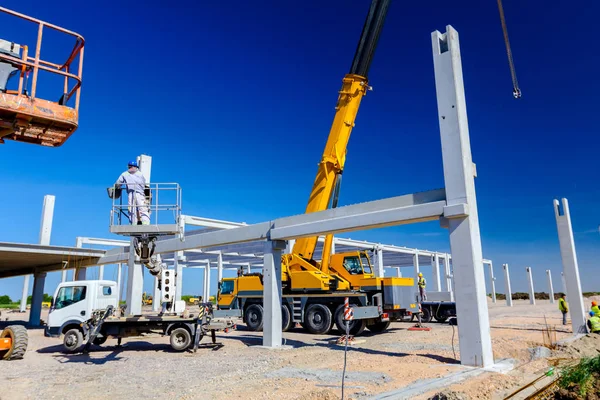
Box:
[55,286,86,310]
[220,280,234,295]
[342,256,363,275]
[360,254,372,274]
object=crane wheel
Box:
[63,328,83,353]
[334,304,366,336]
[245,304,264,331]
[304,304,332,335]
[281,305,292,332]
[1,325,28,360]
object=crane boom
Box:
[291,0,390,262]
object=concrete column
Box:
[526,267,536,305]
[98,265,104,280]
[246,264,251,274]
[263,240,286,348]
[39,195,55,245]
[29,272,47,326]
[203,262,211,302]
[116,264,123,303]
[331,238,335,254]
[561,271,567,295]
[396,267,402,277]
[286,239,296,254]
[554,198,587,334]
[126,238,143,315]
[20,275,30,312]
[432,26,493,367]
[503,264,513,307]
[375,247,384,278]
[61,270,67,283]
[217,252,223,288]
[432,254,441,291]
[75,267,86,281]
[488,262,497,303]
[443,255,453,298]
[546,270,555,304]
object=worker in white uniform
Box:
[115,160,150,225]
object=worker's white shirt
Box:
[116,171,146,194]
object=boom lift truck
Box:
[217,0,419,336]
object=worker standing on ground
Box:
[115,160,150,225]
[418,272,427,302]
[591,301,600,316]
[558,293,568,325]
[587,311,600,334]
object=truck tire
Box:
[170,327,192,351]
[420,306,432,323]
[304,304,332,335]
[245,304,264,331]
[0,325,28,360]
[282,305,292,332]
[367,320,390,333]
[333,305,366,336]
[63,329,83,353]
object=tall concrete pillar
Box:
[561,271,567,295]
[217,252,223,289]
[175,260,184,302]
[526,267,536,305]
[396,267,402,277]
[503,264,513,307]
[245,264,251,274]
[20,275,30,312]
[554,198,587,334]
[262,240,286,348]
[375,247,384,278]
[61,270,67,283]
[203,262,211,302]
[546,270,555,304]
[39,195,55,246]
[29,272,47,326]
[74,237,87,281]
[126,238,143,315]
[117,264,124,303]
[488,262,497,303]
[432,26,493,367]
[432,254,441,292]
[443,255,454,301]
[98,265,104,280]
[286,239,296,254]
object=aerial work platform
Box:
[0,6,84,147]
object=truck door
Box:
[50,284,89,326]
[217,279,237,309]
[97,283,118,310]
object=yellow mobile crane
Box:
[218,0,418,336]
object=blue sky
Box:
[0,0,599,301]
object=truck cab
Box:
[45,280,118,338]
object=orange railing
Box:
[0,6,84,111]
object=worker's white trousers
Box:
[128,192,150,225]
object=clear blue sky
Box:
[0,0,598,301]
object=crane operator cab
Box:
[0,7,84,147]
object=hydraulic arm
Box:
[284,0,391,284]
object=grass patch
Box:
[558,354,600,397]
[0,303,21,310]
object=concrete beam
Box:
[554,198,587,334]
[432,25,492,367]
[503,264,513,307]
[526,267,535,305]
[546,270,555,304]
[263,240,286,347]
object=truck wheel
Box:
[420,306,432,323]
[63,329,83,353]
[367,320,391,333]
[304,304,332,335]
[434,315,448,323]
[0,325,28,360]
[245,304,264,331]
[170,327,192,351]
[334,305,366,336]
[282,305,292,332]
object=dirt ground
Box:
[0,299,586,400]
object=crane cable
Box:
[497,0,521,98]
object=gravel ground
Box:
[0,299,578,400]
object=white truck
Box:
[45,280,236,353]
